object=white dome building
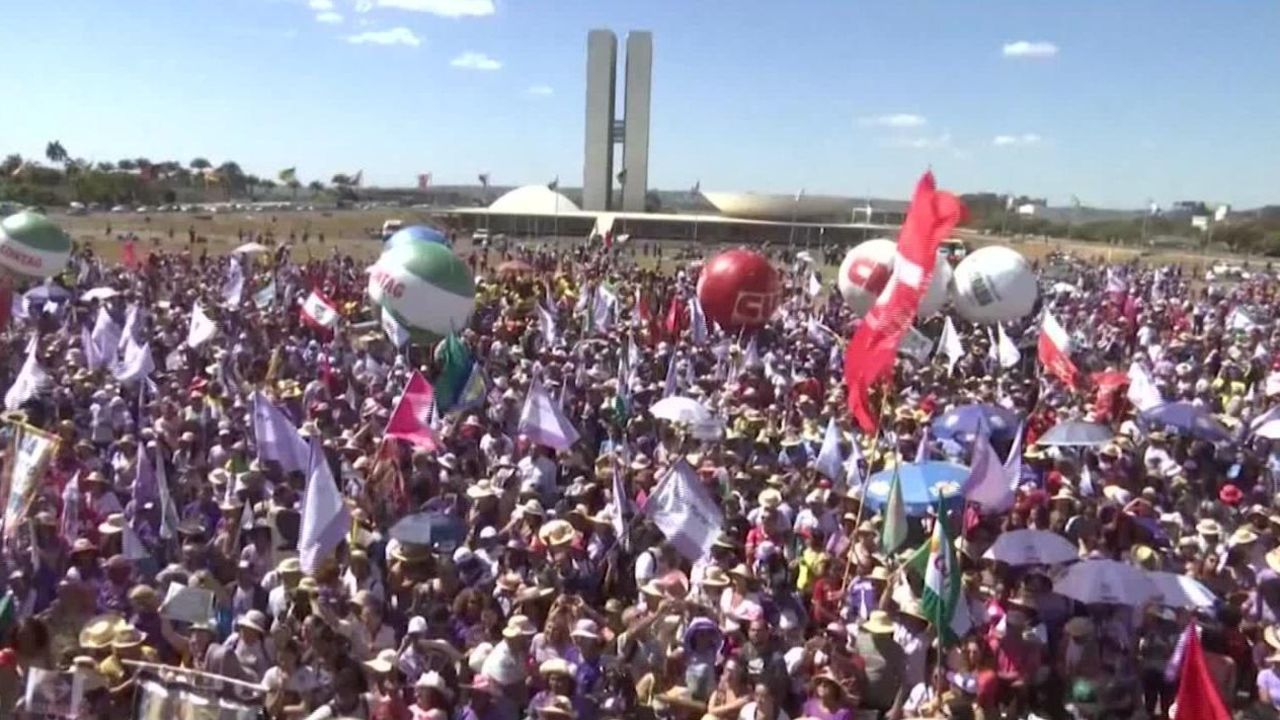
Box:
[488,185,580,214]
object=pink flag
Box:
[385,371,439,451]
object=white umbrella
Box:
[1053,559,1157,606]
[796,250,815,264]
[649,396,713,425]
[81,287,120,302]
[1051,282,1079,295]
[1147,570,1217,609]
[982,529,1078,566]
[233,242,269,255]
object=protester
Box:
[0,226,1275,720]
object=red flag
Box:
[300,290,340,330]
[1038,311,1079,389]
[385,371,440,451]
[1090,371,1129,423]
[664,294,687,341]
[844,173,964,432]
[1174,626,1231,720]
[121,240,139,270]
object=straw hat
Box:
[110,625,147,650]
[570,619,600,640]
[1064,617,1095,638]
[235,610,268,635]
[539,658,574,677]
[363,648,399,674]
[757,488,782,509]
[536,696,577,719]
[861,610,895,635]
[98,514,127,536]
[79,614,127,650]
[466,479,498,499]
[128,585,160,611]
[415,671,453,700]
[538,520,578,548]
[700,567,731,589]
[502,615,537,639]
[1196,519,1222,537]
[69,538,98,556]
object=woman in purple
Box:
[799,671,853,720]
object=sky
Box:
[5,0,1280,208]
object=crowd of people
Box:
[0,227,1277,720]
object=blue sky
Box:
[5,0,1279,208]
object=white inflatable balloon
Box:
[917,258,953,317]
[952,246,1038,323]
[837,239,896,316]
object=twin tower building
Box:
[583,30,652,213]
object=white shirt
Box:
[737,702,791,720]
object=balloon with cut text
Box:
[696,249,781,332]
[836,239,896,316]
[0,212,72,281]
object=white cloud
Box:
[355,0,374,12]
[526,85,553,96]
[885,132,952,150]
[346,27,421,46]
[859,113,927,128]
[451,51,501,71]
[316,10,343,23]
[308,0,335,9]
[1002,41,1058,58]
[992,133,1042,147]
[372,0,494,17]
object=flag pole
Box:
[837,382,894,603]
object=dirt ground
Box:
[52,209,1232,272]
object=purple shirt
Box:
[801,699,852,720]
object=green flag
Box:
[922,504,964,645]
[433,333,474,412]
[879,465,907,556]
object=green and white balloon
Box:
[0,212,72,279]
[368,241,475,341]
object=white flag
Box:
[538,304,558,347]
[995,323,1021,369]
[517,378,580,450]
[1004,423,1024,494]
[644,459,724,562]
[89,308,122,370]
[112,339,155,384]
[937,316,965,375]
[380,307,410,348]
[813,418,845,484]
[1250,405,1280,440]
[187,303,217,348]
[300,291,340,329]
[221,257,245,308]
[298,439,351,573]
[689,296,709,344]
[119,304,141,350]
[4,336,48,411]
[1227,307,1259,332]
[1127,362,1163,412]
[962,430,1014,513]
[807,272,823,298]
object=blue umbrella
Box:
[860,461,969,516]
[932,404,1020,440]
[385,225,450,250]
[1141,402,1232,443]
[389,511,466,551]
[1036,421,1113,447]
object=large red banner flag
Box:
[1174,625,1231,720]
[844,173,964,432]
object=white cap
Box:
[407,616,428,635]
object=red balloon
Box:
[696,250,781,331]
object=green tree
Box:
[94,161,115,173]
[307,180,324,195]
[286,179,301,201]
[245,175,261,200]
[0,154,21,177]
[331,173,351,187]
[190,157,211,171]
[117,159,137,171]
[44,141,68,166]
